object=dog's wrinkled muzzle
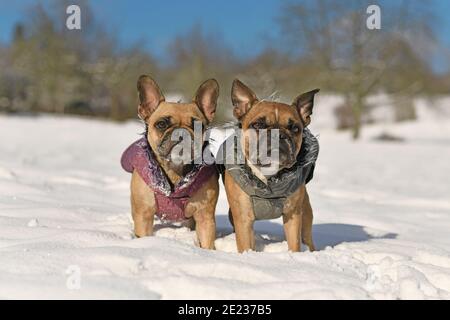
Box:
[278,136,296,168]
[158,127,195,163]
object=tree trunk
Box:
[351,94,363,140]
[110,91,121,120]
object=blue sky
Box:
[0,0,282,58]
[1,0,449,63]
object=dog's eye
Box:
[251,122,267,130]
[289,124,300,134]
[287,120,301,134]
[155,119,169,131]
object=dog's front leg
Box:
[188,177,219,250]
[283,186,308,252]
[131,171,156,237]
[132,204,155,237]
[234,215,255,253]
[301,189,316,252]
[193,210,216,249]
[283,211,302,252]
[227,195,255,252]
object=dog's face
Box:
[231,79,319,175]
[137,75,219,169]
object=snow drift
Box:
[1,99,450,299]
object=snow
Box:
[0,98,450,299]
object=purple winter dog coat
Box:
[121,138,217,222]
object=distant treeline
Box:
[0,0,449,138]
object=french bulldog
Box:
[223,79,319,253]
[125,75,220,249]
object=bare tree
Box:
[279,0,437,139]
[165,25,238,122]
[1,0,158,120]
[0,0,445,125]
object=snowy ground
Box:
[1,99,450,299]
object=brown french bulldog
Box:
[129,75,219,249]
[223,79,319,253]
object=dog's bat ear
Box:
[293,89,320,127]
[137,75,165,120]
[194,79,219,123]
[231,79,258,120]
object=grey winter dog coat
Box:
[220,128,319,220]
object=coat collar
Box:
[222,128,319,197]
